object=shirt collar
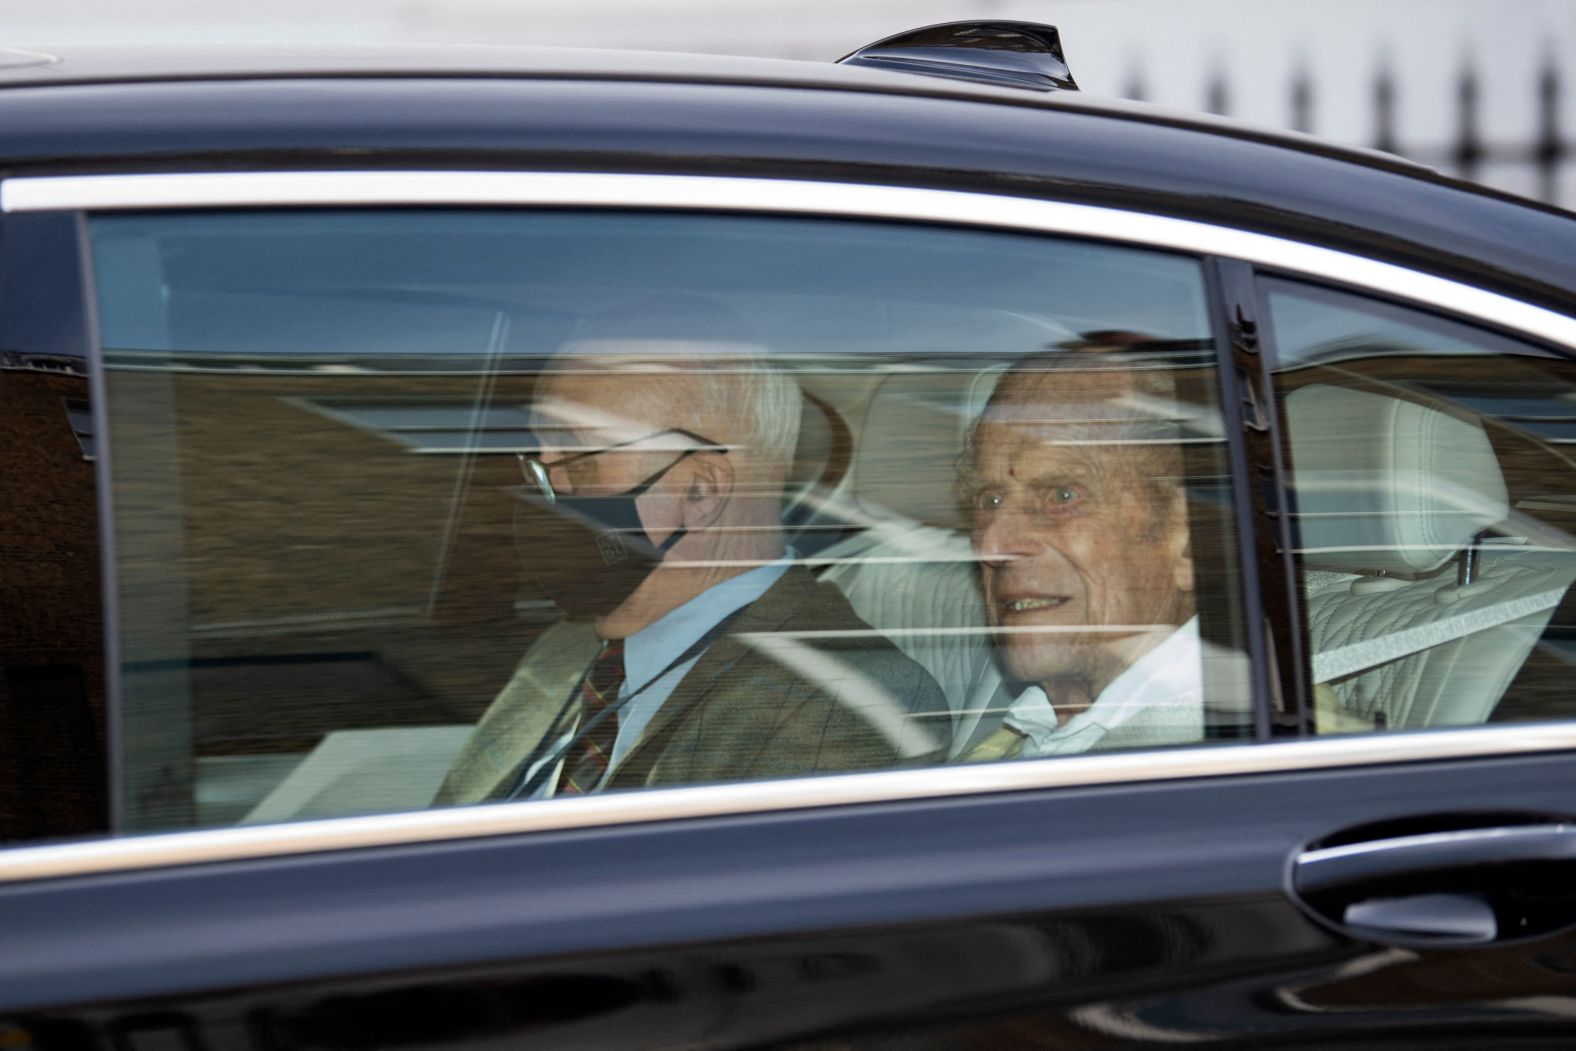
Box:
[621,551,793,694]
[1004,616,1202,749]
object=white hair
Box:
[691,356,802,475]
[540,347,802,481]
[549,292,803,480]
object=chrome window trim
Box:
[2,725,1575,883]
[4,171,1574,351]
[0,169,1572,883]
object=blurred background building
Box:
[6,0,1573,208]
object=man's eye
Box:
[1038,485,1083,515]
[972,489,1004,512]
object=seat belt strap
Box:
[1311,586,1567,684]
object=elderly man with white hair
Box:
[961,348,1204,760]
[435,296,948,804]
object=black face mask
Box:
[514,431,725,621]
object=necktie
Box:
[556,640,627,795]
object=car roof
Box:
[0,45,1569,316]
[0,44,938,89]
[0,44,1436,174]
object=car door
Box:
[0,169,1574,1050]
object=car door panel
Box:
[4,750,1576,1046]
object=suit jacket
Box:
[434,565,950,804]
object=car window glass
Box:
[0,213,108,845]
[1267,278,1576,735]
[88,209,1251,834]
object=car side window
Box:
[0,213,109,845]
[87,209,1252,834]
[1266,278,1576,735]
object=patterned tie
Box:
[556,640,627,795]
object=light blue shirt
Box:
[609,553,792,771]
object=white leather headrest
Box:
[853,367,1004,529]
[1286,385,1507,574]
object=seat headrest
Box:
[852,367,1003,529]
[1286,385,1507,575]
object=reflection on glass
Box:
[0,357,106,842]
[91,210,1247,833]
[1270,280,1576,736]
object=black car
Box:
[2,22,1576,1049]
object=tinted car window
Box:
[1268,278,1576,734]
[0,213,108,845]
[89,209,1250,833]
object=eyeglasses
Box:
[518,427,729,503]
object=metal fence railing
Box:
[1125,56,1570,209]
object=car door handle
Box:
[1296,824,1576,892]
[1292,823,1576,946]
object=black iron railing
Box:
[1125,55,1570,208]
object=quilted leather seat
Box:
[1288,384,1574,729]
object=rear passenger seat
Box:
[813,367,1011,756]
[823,376,1576,752]
[1288,384,1576,730]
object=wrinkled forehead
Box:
[970,421,1156,483]
[976,368,1155,443]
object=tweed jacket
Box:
[434,566,950,804]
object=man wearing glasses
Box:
[434,297,948,805]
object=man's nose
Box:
[976,503,1040,564]
[547,461,577,495]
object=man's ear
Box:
[1164,488,1194,594]
[679,452,734,528]
[1171,532,1195,594]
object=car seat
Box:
[1287,384,1575,729]
[813,367,1012,756]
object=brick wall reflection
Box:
[110,368,535,829]
[0,365,106,843]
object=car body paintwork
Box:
[1,43,1575,1050]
